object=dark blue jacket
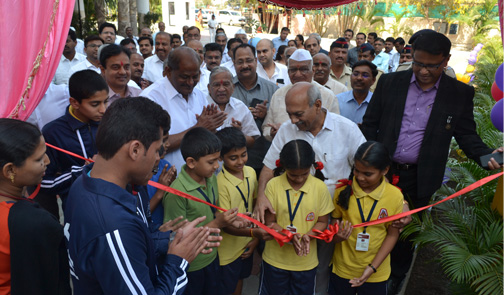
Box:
[64,165,189,295]
[41,106,99,199]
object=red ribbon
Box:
[42,143,503,245]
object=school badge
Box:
[306,212,315,221]
[378,208,388,219]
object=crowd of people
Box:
[1,18,502,295]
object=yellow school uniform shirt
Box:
[263,173,334,271]
[217,165,258,265]
[331,176,403,282]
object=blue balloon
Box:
[491,99,503,132]
[495,63,504,91]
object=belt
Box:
[392,162,417,171]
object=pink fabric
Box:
[0,0,75,120]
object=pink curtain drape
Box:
[0,0,75,120]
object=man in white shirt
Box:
[215,33,230,63]
[220,38,243,76]
[234,29,248,44]
[312,53,348,95]
[27,83,69,129]
[196,42,223,96]
[206,67,260,146]
[372,38,389,73]
[53,29,86,85]
[138,36,153,59]
[99,44,141,105]
[256,39,290,88]
[255,82,365,295]
[99,22,117,44]
[262,49,340,140]
[208,15,218,42]
[69,35,103,76]
[140,47,227,171]
[142,32,172,83]
[385,37,399,72]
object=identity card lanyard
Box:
[286,190,304,234]
[197,187,217,214]
[355,198,377,251]
[235,178,250,212]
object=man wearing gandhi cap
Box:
[234,29,248,45]
[262,49,342,140]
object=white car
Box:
[216,10,245,26]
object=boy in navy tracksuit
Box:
[64,97,222,295]
[41,70,108,208]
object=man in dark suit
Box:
[361,31,502,294]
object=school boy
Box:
[163,127,246,295]
[41,70,108,208]
[65,97,221,294]
[215,127,260,294]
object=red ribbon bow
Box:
[391,174,402,192]
[315,161,324,170]
[335,178,352,189]
[310,223,339,243]
[275,159,281,168]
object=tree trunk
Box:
[94,0,106,26]
[118,0,130,37]
[129,0,138,35]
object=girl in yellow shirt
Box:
[329,141,403,295]
[260,139,334,295]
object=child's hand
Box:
[240,238,259,259]
[299,235,311,256]
[291,233,303,255]
[335,220,352,242]
[349,265,374,287]
[231,213,251,228]
[159,216,188,232]
[251,227,274,241]
[158,165,177,186]
[216,208,238,228]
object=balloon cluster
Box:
[490,63,503,132]
[456,43,484,84]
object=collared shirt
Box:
[372,52,390,74]
[388,52,400,72]
[336,90,373,124]
[140,78,208,171]
[262,81,340,140]
[52,52,86,85]
[263,173,333,271]
[107,84,142,105]
[231,75,279,107]
[69,59,101,77]
[272,36,289,57]
[256,62,291,88]
[196,68,210,97]
[263,111,366,196]
[142,54,164,83]
[207,96,260,138]
[330,65,353,90]
[393,74,442,164]
[221,60,236,76]
[347,46,359,67]
[217,165,257,265]
[221,48,231,64]
[163,165,218,272]
[332,177,403,282]
[324,76,349,96]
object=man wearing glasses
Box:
[361,30,503,295]
[69,35,104,76]
[336,60,377,124]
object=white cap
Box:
[235,29,246,35]
[289,49,312,61]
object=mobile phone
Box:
[480,152,503,169]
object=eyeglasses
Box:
[412,57,447,71]
[288,67,311,75]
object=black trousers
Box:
[389,167,431,282]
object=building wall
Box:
[162,0,196,32]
